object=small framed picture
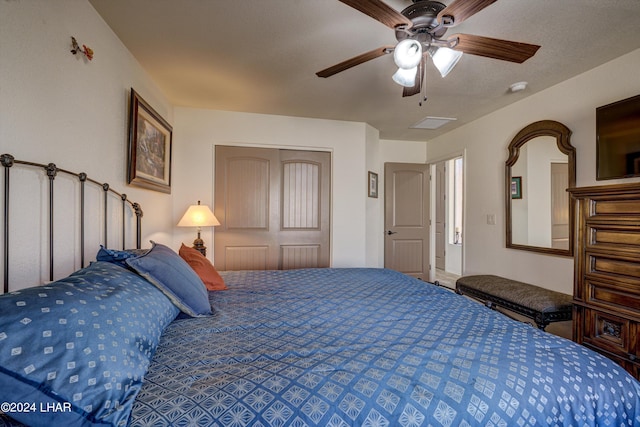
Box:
[368,171,378,198]
[127,89,173,193]
[511,176,522,199]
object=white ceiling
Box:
[89,0,640,141]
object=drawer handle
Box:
[630,354,637,362]
[602,320,621,339]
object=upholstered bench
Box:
[455,275,572,330]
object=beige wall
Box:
[426,48,640,294]
[0,0,173,289]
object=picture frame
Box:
[368,171,378,198]
[127,88,173,194]
[511,176,522,199]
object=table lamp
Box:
[177,201,220,256]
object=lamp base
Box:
[192,237,207,257]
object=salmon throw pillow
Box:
[178,243,227,291]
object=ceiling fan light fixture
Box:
[430,47,463,78]
[392,67,418,87]
[393,39,423,69]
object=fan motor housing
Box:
[396,0,447,41]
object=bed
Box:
[131,268,640,427]
[1,156,639,427]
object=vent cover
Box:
[410,116,457,130]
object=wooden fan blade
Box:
[339,0,412,29]
[449,33,540,63]
[403,60,423,97]
[437,0,497,27]
[316,46,393,78]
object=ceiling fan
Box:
[317,0,541,98]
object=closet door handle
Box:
[386,230,397,235]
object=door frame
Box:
[427,150,466,281]
[434,161,446,270]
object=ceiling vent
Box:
[411,116,457,130]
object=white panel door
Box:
[384,162,430,280]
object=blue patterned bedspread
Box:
[129,268,640,426]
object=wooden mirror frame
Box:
[505,120,575,257]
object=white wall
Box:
[525,138,566,248]
[365,126,382,267]
[380,140,428,165]
[426,48,640,295]
[0,0,173,290]
[512,137,565,248]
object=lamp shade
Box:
[393,39,422,70]
[392,67,418,87]
[430,47,463,78]
[177,201,220,228]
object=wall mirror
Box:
[505,120,575,257]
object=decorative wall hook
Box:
[70,36,94,61]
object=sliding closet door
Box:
[214,146,280,270]
[278,149,331,269]
[214,145,330,270]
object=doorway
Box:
[434,157,464,288]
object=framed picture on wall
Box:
[511,176,522,199]
[127,88,173,193]
[368,171,378,198]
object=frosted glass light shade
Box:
[177,201,220,227]
[393,39,422,69]
[392,67,417,87]
[430,47,463,78]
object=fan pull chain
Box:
[419,57,428,106]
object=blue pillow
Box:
[125,242,212,317]
[96,246,149,269]
[0,261,179,427]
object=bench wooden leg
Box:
[535,316,549,331]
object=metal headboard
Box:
[1,153,143,293]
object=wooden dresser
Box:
[569,183,640,380]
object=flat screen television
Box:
[596,93,640,180]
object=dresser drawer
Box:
[581,308,638,360]
[586,223,640,255]
[590,199,640,217]
[583,278,640,318]
[585,253,640,315]
[588,252,640,280]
